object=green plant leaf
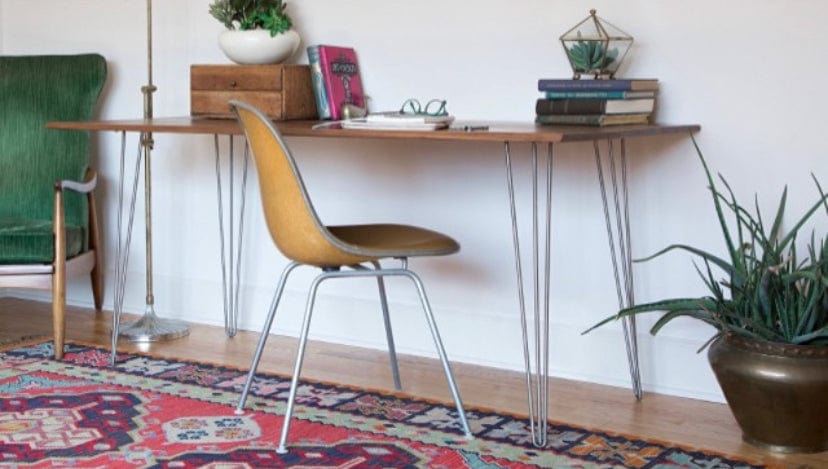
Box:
[637,244,739,283]
[586,134,828,348]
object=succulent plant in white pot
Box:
[209,0,300,65]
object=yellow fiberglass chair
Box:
[229,100,473,453]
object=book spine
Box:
[544,90,634,99]
[535,114,602,126]
[538,79,658,92]
[536,114,650,126]
[306,46,331,120]
[316,46,340,120]
[538,79,632,91]
[535,98,606,115]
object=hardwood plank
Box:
[0,297,822,467]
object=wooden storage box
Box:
[190,64,317,120]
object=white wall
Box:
[2,0,827,403]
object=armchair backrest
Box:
[0,54,107,237]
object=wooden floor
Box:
[0,297,824,468]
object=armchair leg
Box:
[53,187,67,360]
[52,276,66,360]
[88,189,104,310]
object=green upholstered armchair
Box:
[0,54,107,359]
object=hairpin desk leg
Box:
[111,132,143,365]
[593,138,642,399]
[110,131,190,357]
[505,141,553,448]
[214,134,250,337]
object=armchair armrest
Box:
[55,169,97,194]
[52,168,98,265]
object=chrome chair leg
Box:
[274,266,472,454]
[235,261,301,414]
[277,270,328,454]
[402,270,473,439]
[371,261,402,391]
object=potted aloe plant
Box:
[209,0,300,64]
[587,137,828,453]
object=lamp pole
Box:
[116,0,189,341]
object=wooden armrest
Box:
[55,169,97,194]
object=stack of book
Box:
[535,78,659,126]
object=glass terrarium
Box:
[560,9,633,79]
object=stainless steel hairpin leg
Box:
[371,260,402,390]
[594,138,642,399]
[275,266,473,454]
[504,141,553,448]
[215,135,250,337]
[110,133,144,366]
[235,261,301,413]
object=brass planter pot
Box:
[708,334,828,453]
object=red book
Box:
[317,45,365,120]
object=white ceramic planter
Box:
[218,29,300,65]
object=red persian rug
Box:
[0,340,769,468]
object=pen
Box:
[460,125,489,132]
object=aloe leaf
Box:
[693,260,718,294]
[649,308,720,335]
[696,332,722,353]
[582,297,713,335]
[777,192,828,251]
[813,173,828,215]
[581,314,622,334]
[691,135,739,267]
[717,175,747,251]
[714,307,786,340]
[768,186,788,243]
[791,327,828,345]
[637,244,739,284]
[757,270,772,320]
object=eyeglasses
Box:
[400,98,448,116]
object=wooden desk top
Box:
[47,117,700,144]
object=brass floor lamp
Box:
[112,0,189,345]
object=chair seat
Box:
[0,218,84,264]
[328,223,460,259]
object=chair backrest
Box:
[0,54,107,234]
[230,100,366,266]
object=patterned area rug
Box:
[0,341,768,468]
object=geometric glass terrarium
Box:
[560,9,633,79]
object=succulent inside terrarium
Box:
[566,39,619,74]
[560,9,632,79]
